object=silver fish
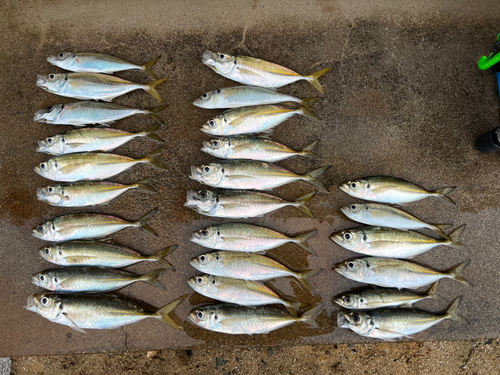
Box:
[190,160,330,192]
[188,303,324,335]
[34,102,167,126]
[32,208,158,242]
[184,190,315,218]
[193,86,316,109]
[339,177,456,205]
[191,223,317,255]
[340,203,452,236]
[37,180,154,207]
[190,251,320,292]
[39,240,175,268]
[334,282,442,310]
[202,136,318,162]
[32,267,166,293]
[36,125,163,155]
[36,73,167,102]
[337,296,468,341]
[334,257,472,289]
[201,104,319,136]
[47,53,160,79]
[25,293,187,333]
[330,225,465,259]
[202,50,331,93]
[188,275,302,316]
[34,149,166,182]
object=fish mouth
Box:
[187,311,200,325]
[46,55,59,65]
[202,50,217,67]
[36,187,47,200]
[339,206,350,217]
[333,297,346,308]
[34,110,48,122]
[187,278,197,290]
[25,295,38,312]
[193,98,206,108]
[336,312,350,328]
[329,234,343,246]
[184,191,198,207]
[36,75,48,88]
[31,275,42,287]
[332,264,347,277]
[33,166,43,176]
[36,140,48,153]
[189,166,202,180]
[339,185,348,193]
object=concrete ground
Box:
[1,0,500,371]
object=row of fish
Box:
[330,176,470,340]
[27,53,187,333]
[185,51,331,334]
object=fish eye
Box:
[39,274,46,282]
[196,277,203,284]
[41,297,49,306]
[343,232,352,240]
[197,311,205,319]
[44,248,51,255]
[212,278,216,284]
[202,93,208,98]
[352,314,360,323]
[350,182,358,189]
[201,229,208,237]
[203,166,211,173]
[60,190,65,195]
[199,255,206,262]
[199,191,207,199]
[37,226,44,233]
[47,187,54,193]
[49,74,55,79]
[214,314,218,320]
[219,53,225,59]
[359,298,364,303]
[59,53,64,58]
[47,138,53,144]
[350,204,357,210]
[40,163,47,170]
[347,262,355,269]
[47,105,53,111]
[345,297,351,303]
[209,120,216,127]
[212,140,220,147]
[54,277,58,283]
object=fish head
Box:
[189,252,220,274]
[340,203,369,223]
[31,270,58,291]
[201,138,231,158]
[34,158,59,180]
[201,115,227,135]
[339,179,370,199]
[202,50,236,76]
[47,52,76,68]
[188,306,221,331]
[36,74,67,93]
[193,89,220,109]
[190,163,224,187]
[25,294,62,321]
[190,226,221,248]
[32,220,56,241]
[188,274,217,294]
[333,258,370,282]
[34,104,63,123]
[337,310,373,336]
[185,190,218,212]
[330,229,365,251]
[39,244,60,263]
[334,293,366,309]
[37,185,66,205]
[36,134,65,154]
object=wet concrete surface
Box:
[1,0,500,356]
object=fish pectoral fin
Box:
[65,256,100,264]
[400,303,413,308]
[64,143,89,150]
[59,163,88,175]
[62,313,86,333]
[226,175,256,181]
[377,328,413,339]
[221,203,250,210]
[236,67,267,81]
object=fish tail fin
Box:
[157,294,188,331]
[297,268,322,293]
[301,97,321,110]
[145,104,167,125]
[143,149,168,171]
[299,303,325,328]
[293,229,318,255]
[298,103,320,120]
[300,140,319,160]
[144,78,168,102]
[302,166,331,193]
[142,56,160,79]
[148,246,177,269]
[133,178,156,192]
[444,296,469,325]
[136,208,159,236]
[139,123,164,143]
[448,259,472,287]
[293,192,317,218]
[434,224,453,237]
[307,67,332,94]
[426,281,446,302]
[433,187,456,205]
[141,268,166,288]
[445,224,466,250]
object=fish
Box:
[190,223,318,255]
[37,180,155,207]
[36,73,167,102]
[188,274,303,316]
[34,102,167,126]
[333,257,472,289]
[34,149,166,182]
[202,50,332,93]
[201,104,319,136]
[330,225,465,259]
[339,177,456,205]
[190,251,321,292]
[193,86,317,109]
[32,208,158,242]
[334,281,443,310]
[32,267,166,293]
[184,190,316,218]
[39,240,175,269]
[337,296,468,341]
[36,124,163,155]
[202,136,318,162]
[47,53,160,79]
[25,293,187,333]
[189,303,323,335]
[340,203,452,236]
[190,160,330,192]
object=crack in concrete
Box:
[460,342,475,372]
[121,327,129,352]
[232,0,259,54]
